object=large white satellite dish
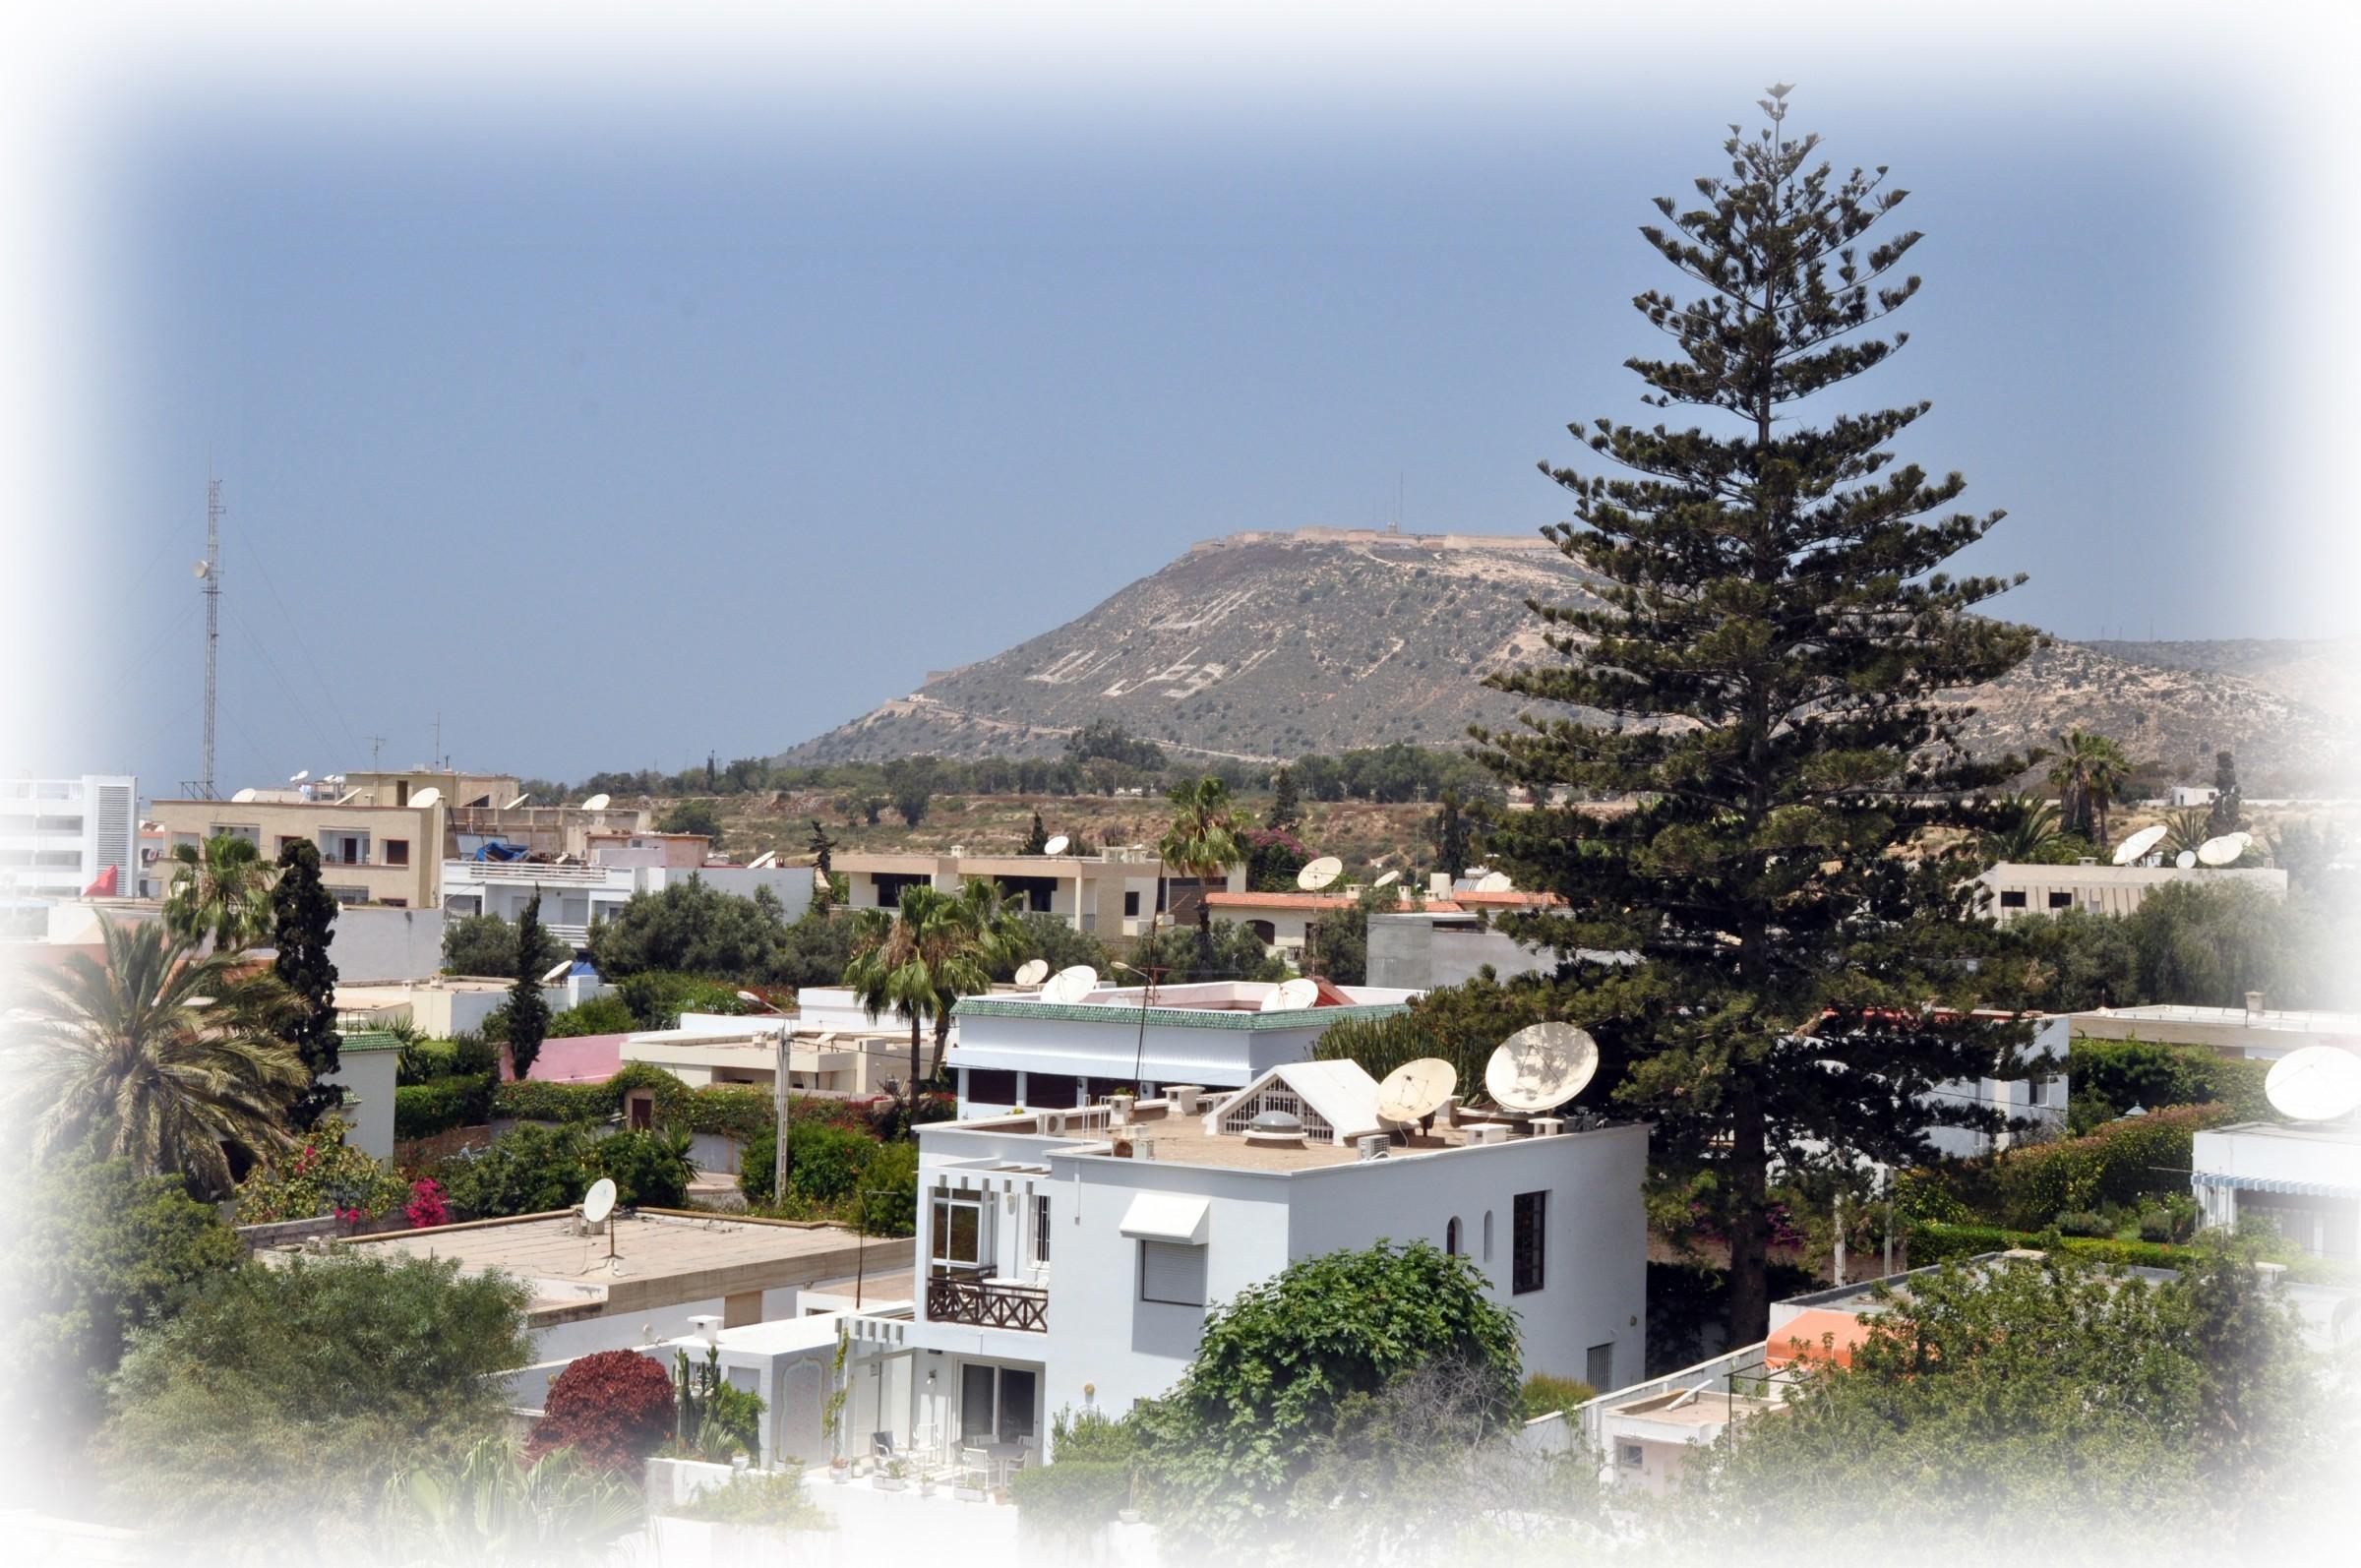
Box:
[2175,850,2197,870]
[2196,835,2242,867]
[230,787,257,803]
[539,957,574,986]
[1013,958,1050,988]
[1043,833,1070,856]
[411,786,442,809]
[1376,1057,1457,1125]
[1372,870,1401,889]
[2227,830,2254,852]
[1259,977,1321,1012]
[581,1176,618,1227]
[2265,1046,2361,1122]
[1042,965,1100,1004]
[1475,872,1513,893]
[747,850,777,869]
[582,793,612,812]
[1485,1022,1600,1113]
[2112,824,2167,866]
[505,794,531,810]
[1297,856,1344,891]
[290,769,310,783]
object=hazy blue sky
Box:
[72,58,2268,794]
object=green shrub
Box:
[739,1120,882,1204]
[669,1469,828,1527]
[549,994,637,1038]
[2139,1209,2175,1243]
[450,1033,502,1078]
[1008,1460,1130,1539]
[680,1085,776,1141]
[493,1079,610,1124]
[233,1124,409,1223]
[592,1128,697,1209]
[2052,1211,2110,1238]
[616,970,757,1029]
[436,1123,597,1219]
[1991,1103,2230,1230]
[2066,1038,2272,1132]
[396,1036,457,1086]
[862,1140,920,1237]
[394,1074,495,1140]
[1519,1372,1597,1421]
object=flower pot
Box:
[1118,1509,1142,1525]
[874,1476,906,1492]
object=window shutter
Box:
[1139,1240,1207,1305]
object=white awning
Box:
[1119,1192,1211,1245]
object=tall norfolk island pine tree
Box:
[1475,90,2040,1343]
[272,840,342,1130]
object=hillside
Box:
[779,529,2361,793]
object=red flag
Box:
[81,865,118,897]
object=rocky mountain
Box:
[778,529,2360,793]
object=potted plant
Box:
[916,1471,938,1498]
[874,1457,908,1492]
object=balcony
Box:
[926,1267,1048,1333]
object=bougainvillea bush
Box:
[402,1177,450,1230]
[233,1123,409,1224]
[526,1351,677,1475]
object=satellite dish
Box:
[539,957,573,986]
[2175,850,2197,870]
[1475,872,1514,893]
[1259,977,1321,1012]
[582,793,612,812]
[192,560,211,579]
[1485,1022,1600,1113]
[231,787,257,803]
[1376,1057,1458,1125]
[505,794,531,809]
[1298,856,1344,891]
[410,787,442,810]
[1372,870,1400,888]
[1043,833,1070,856]
[290,769,310,783]
[2227,831,2254,851]
[2265,1046,2361,1122]
[2112,824,2167,866]
[1042,965,1100,1004]
[2196,835,2242,867]
[748,850,777,870]
[1013,958,1050,988]
[580,1177,618,1227]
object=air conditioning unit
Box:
[1357,1134,1391,1162]
[1043,1111,1068,1135]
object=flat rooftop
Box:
[2082,1003,2361,1036]
[941,1101,1604,1174]
[1613,1388,1782,1428]
[321,1212,908,1324]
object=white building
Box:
[1923,1014,2072,1160]
[621,1022,906,1098]
[323,1028,402,1160]
[0,775,136,900]
[2192,1121,2361,1259]
[787,1064,1648,1473]
[2072,998,2361,1062]
[945,978,1417,1116]
[1976,861,2286,924]
[441,857,816,947]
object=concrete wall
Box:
[327,903,448,983]
[324,1046,400,1160]
[1367,911,1549,989]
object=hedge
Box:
[1008,1460,1131,1539]
[2067,1038,2273,1130]
[394,1073,495,1140]
[1906,1221,2361,1286]
[490,1068,877,1141]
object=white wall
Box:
[324,1048,399,1160]
[326,904,448,983]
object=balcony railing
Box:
[926,1267,1048,1333]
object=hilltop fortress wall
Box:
[1191,526,1558,553]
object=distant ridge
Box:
[777,529,2360,792]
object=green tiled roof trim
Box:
[335,1029,405,1054]
[951,998,1407,1031]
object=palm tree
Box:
[1159,777,1246,961]
[2161,806,2214,860]
[929,877,1031,1080]
[842,884,994,1110]
[1984,793,2062,863]
[9,917,304,1194]
[2045,731,2132,847]
[164,831,275,950]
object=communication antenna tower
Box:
[365,734,386,771]
[194,478,223,800]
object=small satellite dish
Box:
[539,957,573,986]
[2227,830,2254,851]
[1013,958,1050,988]
[1042,965,1100,1004]
[505,794,531,809]
[1259,977,1321,1012]
[2196,835,2241,867]
[1298,856,1344,891]
[2112,823,2167,866]
[1475,872,1514,893]
[2265,1046,2361,1122]
[1043,833,1070,856]
[1376,1057,1457,1125]
[1372,869,1401,888]
[582,793,612,812]
[231,787,257,803]
[289,769,310,783]
[748,850,777,870]
[1485,1022,1600,1113]
[581,1177,618,1227]
[411,787,442,810]
[2175,850,2197,870]
[192,560,211,579]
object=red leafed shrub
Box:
[525,1351,676,1474]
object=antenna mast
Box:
[199,478,223,800]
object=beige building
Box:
[1975,861,2287,924]
[834,847,1233,938]
[150,794,442,908]
[448,800,653,860]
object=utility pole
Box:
[365,734,386,772]
[196,477,223,800]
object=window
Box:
[1245,920,1277,945]
[2046,889,2073,909]
[329,886,368,905]
[1483,1210,1494,1262]
[1587,1341,1614,1389]
[931,1192,984,1268]
[1140,1240,1207,1305]
[1512,1190,1546,1295]
[384,838,409,867]
[1123,890,1141,918]
[1618,1442,1644,1470]
[967,1068,1019,1107]
[1445,1217,1462,1256]
[1998,889,2028,909]
[1034,1194,1052,1265]
[33,815,84,834]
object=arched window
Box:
[1445,1217,1463,1257]
[1483,1210,1494,1261]
[1245,920,1277,946]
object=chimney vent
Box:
[1167,1085,1202,1116]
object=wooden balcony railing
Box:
[927,1268,1049,1333]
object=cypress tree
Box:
[2207,751,2244,837]
[1475,90,2037,1343]
[1021,810,1051,855]
[1267,767,1303,832]
[508,894,553,1082]
[1427,788,1472,879]
[272,839,342,1130]
[808,818,839,913]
